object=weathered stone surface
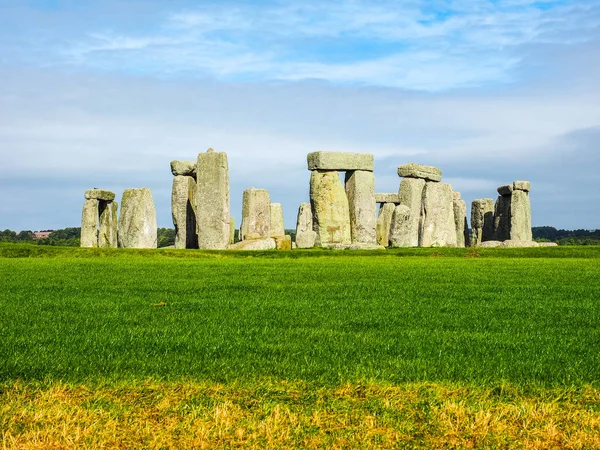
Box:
[307,152,374,171]
[229,216,235,245]
[513,181,531,192]
[398,163,442,182]
[228,237,276,250]
[172,175,198,249]
[398,177,426,247]
[196,149,230,250]
[494,195,511,241]
[273,235,292,250]
[453,197,468,248]
[497,185,513,196]
[471,198,495,246]
[479,240,503,248]
[310,170,351,246]
[376,203,395,247]
[389,205,412,248]
[170,160,196,177]
[295,230,317,248]
[375,193,401,204]
[296,203,312,234]
[538,242,558,247]
[270,203,285,237]
[348,243,386,250]
[85,189,115,202]
[98,201,118,248]
[420,182,457,247]
[240,188,270,240]
[345,170,377,244]
[322,243,351,250]
[502,240,539,248]
[81,199,98,248]
[118,188,157,248]
[510,189,532,241]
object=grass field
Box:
[1,245,600,448]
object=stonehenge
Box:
[493,181,532,243]
[80,189,118,248]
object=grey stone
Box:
[296,203,312,234]
[502,240,539,248]
[310,170,351,245]
[345,170,377,244]
[85,189,115,202]
[397,163,442,182]
[172,175,198,249]
[494,195,511,241]
[322,243,351,250]
[229,216,235,245]
[307,151,374,171]
[240,188,271,240]
[513,181,531,192]
[420,182,457,247]
[270,203,285,237]
[497,185,513,196]
[538,242,558,247]
[228,237,276,250]
[295,230,317,248]
[80,199,98,248]
[453,196,467,248]
[389,205,412,248]
[375,193,401,204]
[479,240,503,248]
[118,188,157,249]
[471,198,495,246]
[376,203,395,247]
[196,149,230,250]
[348,243,386,250]
[510,189,532,241]
[98,201,118,248]
[170,160,196,177]
[398,177,426,247]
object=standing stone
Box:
[472,198,495,246]
[273,235,292,250]
[420,182,457,247]
[493,193,511,242]
[196,149,230,250]
[172,175,198,249]
[81,199,99,248]
[398,177,426,247]
[295,203,317,248]
[376,203,395,247]
[229,217,235,245]
[345,170,377,244]
[510,184,532,241]
[240,188,271,240]
[389,205,412,247]
[310,170,351,246]
[98,201,118,248]
[452,193,468,248]
[118,188,157,249]
[270,203,285,237]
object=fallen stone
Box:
[348,243,386,250]
[502,240,539,248]
[376,203,395,247]
[510,189,532,241]
[228,237,276,250]
[170,160,196,177]
[310,170,351,245]
[453,196,468,248]
[345,170,377,244]
[479,240,503,248]
[118,188,157,249]
[172,175,198,249]
[240,188,270,241]
[85,189,115,202]
[538,242,558,247]
[398,177,426,247]
[270,203,285,237]
[80,199,98,248]
[273,235,292,250]
[374,193,401,204]
[397,163,442,182]
[196,149,230,250]
[98,201,118,248]
[307,152,374,171]
[420,182,457,247]
[471,198,495,246]
[389,204,412,248]
[322,243,351,250]
[513,181,531,192]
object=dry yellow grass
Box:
[2,380,600,449]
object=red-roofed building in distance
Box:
[33,231,52,240]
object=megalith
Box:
[196,148,230,250]
[81,199,99,248]
[98,201,118,248]
[307,151,374,171]
[118,188,157,249]
[170,160,196,178]
[240,188,271,240]
[493,190,511,242]
[471,198,495,246]
[310,170,351,246]
[345,170,377,244]
[376,202,395,247]
[452,192,468,248]
[397,163,442,182]
[510,181,532,241]
[171,175,198,249]
[420,182,457,247]
[389,205,412,247]
[295,202,317,248]
[397,177,426,247]
[270,203,285,237]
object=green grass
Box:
[1,245,599,387]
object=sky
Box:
[0,0,599,231]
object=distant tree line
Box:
[0,228,81,246]
[532,227,600,245]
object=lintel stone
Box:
[497,184,513,196]
[85,189,115,201]
[307,151,374,171]
[397,163,442,182]
[170,160,197,177]
[513,181,531,192]
[374,193,401,204]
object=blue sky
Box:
[1,0,599,231]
